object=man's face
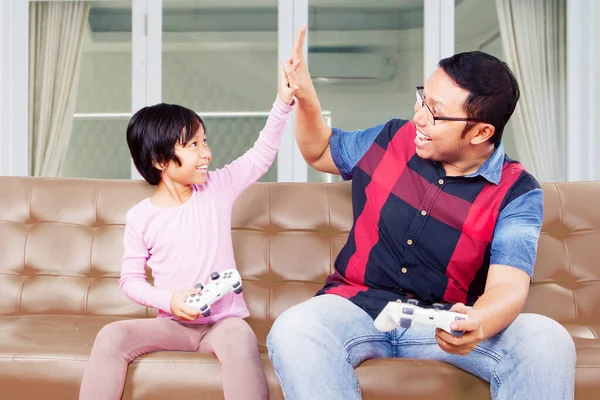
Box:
[412,68,473,163]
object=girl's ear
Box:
[153,160,165,171]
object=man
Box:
[267,26,576,399]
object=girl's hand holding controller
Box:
[170,288,201,321]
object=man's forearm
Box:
[294,91,332,165]
[284,25,334,168]
[473,282,529,340]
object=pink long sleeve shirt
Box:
[119,97,293,324]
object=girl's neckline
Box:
[147,185,197,210]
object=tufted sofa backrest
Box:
[0,177,598,330]
[523,182,600,328]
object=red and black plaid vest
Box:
[317,119,536,318]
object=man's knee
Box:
[512,314,576,366]
[267,306,299,350]
[267,301,318,355]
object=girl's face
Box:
[161,126,212,187]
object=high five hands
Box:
[280,24,313,102]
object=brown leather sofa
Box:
[0,176,598,399]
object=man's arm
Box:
[472,264,530,338]
[436,267,530,356]
[436,187,544,355]
[283,25,338,174]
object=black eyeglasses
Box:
[415,86,487,125]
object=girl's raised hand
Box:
[278,61,299,105]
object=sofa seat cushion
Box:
[0,315,280,399]
[572,336,600,400]
[564,324,600,340]
[2,316,599,400]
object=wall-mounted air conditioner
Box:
[309,52,396,84]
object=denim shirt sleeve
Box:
[329,122,387,180]
[490,188,544,278]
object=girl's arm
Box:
[209,94,294,202]
[119,215,174,313]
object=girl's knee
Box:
[213,318,258,349]
[94,320,138,350]
[96,321,123,342]
[217,317,253,334]
[236,320,258,345]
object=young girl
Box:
[79,63,298,400]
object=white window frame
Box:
[289,0,309,182]
[277,0,297,182]
[131,0,161,179]
[424,0,455,80]
[567,0,598,181]
[0,0,28,177]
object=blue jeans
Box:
[267,294,576,400]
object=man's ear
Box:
[470,123,495,145]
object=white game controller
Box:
[374,299,468,337]
[185,269,243,317]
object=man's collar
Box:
[464,142,505,185]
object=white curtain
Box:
[495,0,567,182]
[28,1,91,177]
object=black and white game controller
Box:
[374,299,468,337]
[184,269,243,317]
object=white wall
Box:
[0,0,28,177]
[0,2,6,176]
[567,0,599,181]
[597,2,600,180]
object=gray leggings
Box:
[79,317,267,400]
